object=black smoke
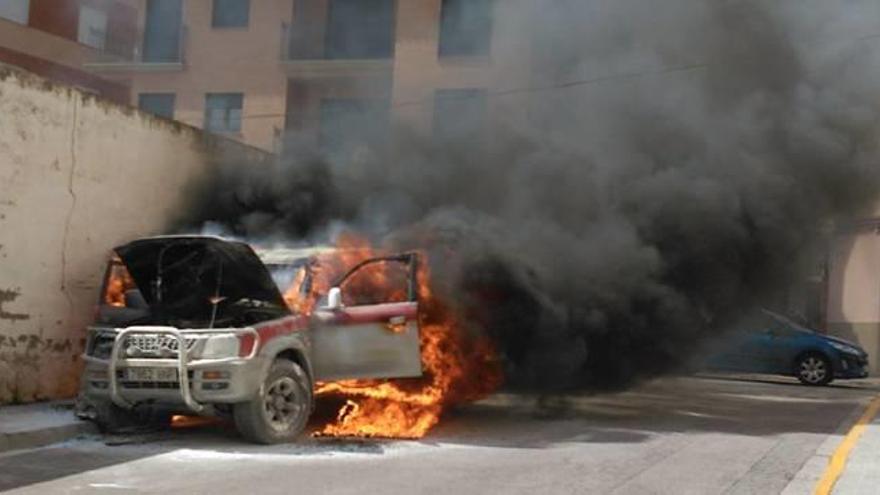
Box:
[184,0,880,391]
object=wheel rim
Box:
[799,356,827,384]
[261,376,306,432]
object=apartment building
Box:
[81,0,524,153]
[0,0,136,104]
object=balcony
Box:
[84,26,188,73]
[279,22,393,78]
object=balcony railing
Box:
[85,25,188,71]
[279,22,394,77]
[280,22,323,61]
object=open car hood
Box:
[114,236,289,324]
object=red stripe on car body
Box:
[334,302,417,325]
[239,315,308,356]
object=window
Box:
[138,93,175,119]
[143,0,183,62]
[340,259,411,307]
[78,5,108,50]
[319,98,390,162]
[205,93,243,133]
[438,0,492,57]
[325,0,395,59]
[0,0,29,25]
[433,88,488,142]
[212,0,250,28]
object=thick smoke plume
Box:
[186,0,880,391]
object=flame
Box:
[283,266,310,313]
[285,233,503,439]
[171,415,221,428]
[104,258,135,308]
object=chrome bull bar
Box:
[105,327,260,413]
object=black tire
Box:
[795,352,834,386]
[234,359,313,444]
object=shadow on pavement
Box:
[0,445,146,492]
[427,374,880,449]
[0,374,877,491]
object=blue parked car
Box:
[707,310,869,386]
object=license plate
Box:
[125,367,178,382]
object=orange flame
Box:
[285,233,503,439]
[170,414,220,428]
[104,258,135,308]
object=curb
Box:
[0,421,97,454]
[0,403,98,454]
[816,395,880,494]
[781,397,873,495]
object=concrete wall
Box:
[0,65,271,403]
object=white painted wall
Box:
[0,65,270,403]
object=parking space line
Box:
[815,396,880,495]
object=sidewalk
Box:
[833,404,880,494]
[0,401,96,454]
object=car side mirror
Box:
[326,287,342,310]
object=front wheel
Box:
[234,359,313,444]
[796,353,833,386]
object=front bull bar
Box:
[105,327,260,413]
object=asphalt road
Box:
[1,375,877,495]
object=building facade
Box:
[0,0,136,104]
[80,0,524,152]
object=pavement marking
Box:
[814,395,880,495]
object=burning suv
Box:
[80,236,423,443]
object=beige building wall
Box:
[0,12,131,104]
[92,0,292,151]
[86,0,533,150]
[826,219,880,374]
[0,16,100,69]
[392,0,532,133]
[392,0,491,132]
[0,65,270,403]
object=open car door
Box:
[311,253,423,381]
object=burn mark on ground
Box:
[0,289,29,321]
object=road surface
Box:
[0,375,877,494]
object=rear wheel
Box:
[796,353,833,386]
[234,359,312,444]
